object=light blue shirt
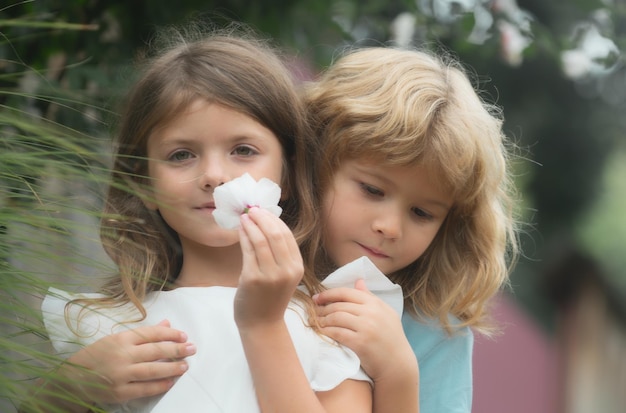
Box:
[402,312,473,413]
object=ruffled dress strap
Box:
[41,287,138,357]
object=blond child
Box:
[305,46,519,413]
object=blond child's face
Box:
[144,99,284,250]
[322,159,453,275]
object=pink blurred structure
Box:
[473,292,560,413]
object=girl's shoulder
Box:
[41,287,141,355]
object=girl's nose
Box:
[198,160,227,190]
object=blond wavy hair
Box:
[304,47,520,335]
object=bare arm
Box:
[314,280,419,413]
[236,208,372,412]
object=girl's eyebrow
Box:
[156,130,275,144]
[156,137,195,145]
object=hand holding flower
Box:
[234,207,303,330]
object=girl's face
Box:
[321,159,453,275]
[145,99,284,249]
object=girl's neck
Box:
[175,242,243,288]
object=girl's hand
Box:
[313,280,416,382]
[234,207,303,331]
[62,320,195,405]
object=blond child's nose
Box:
[372,212,402,240]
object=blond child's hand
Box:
[234,207,303,331]
[60,320,195,405]
[313,280,417,383]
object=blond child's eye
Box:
[360,182,384,197]
[411,207,432,220]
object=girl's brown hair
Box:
[77,23,319,321]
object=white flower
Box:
[212,173,282,229]
[498,20,532,66]
[561,23,618,79]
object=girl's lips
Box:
[358,243,389,258]
[196,202,216,210]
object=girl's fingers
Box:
[238,216,257,267]
[240,211,272,267]
[242,208,299,275]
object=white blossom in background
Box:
[493,0,533,32]
[417,0,477,22]
[414,0,494,44]
[467,3,494,44]
[391,12,417,48]
[498,20,532,66]
[492,0,534,66]
[413,0,534,57]
[561,22,619,79]
[212,173,282,230]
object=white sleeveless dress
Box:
[42,257,402,413]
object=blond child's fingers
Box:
[315,300,363,318]
[120,378,177,401]
[312,286,368,306]
[132,340,197,363]
[100,375,177,404]
[318,325,361,346]
[122,322,189,346]
[353,278,372,293]
[128,359,189,382]
[317,308,361,331]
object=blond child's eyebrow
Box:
[422,198,453,211]
[354,164,453,210]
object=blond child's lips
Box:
[358,243,389,258]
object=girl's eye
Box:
[233,146,257,156]
[360,182,384,197]
[411,207,432,220]
[169,150,194,162]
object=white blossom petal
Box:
[212,173,283,229]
